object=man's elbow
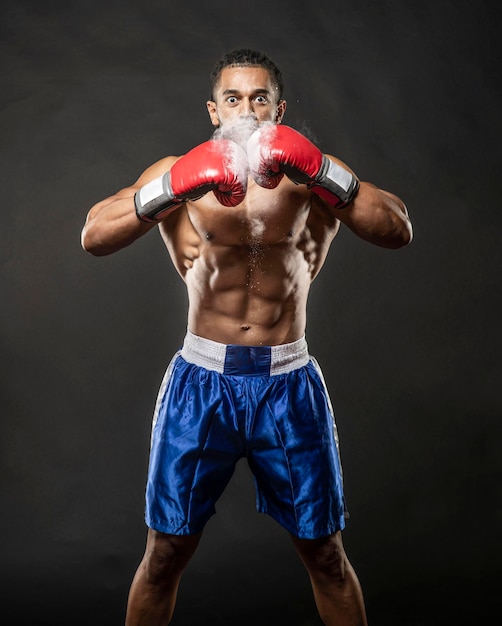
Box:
[80,225,113,256]
[372,216,413,249]
[393,219,413,248]
[385,195,413,248]
[384,224,413,249]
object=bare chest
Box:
[159,179,339,279]
[187,178,312,246]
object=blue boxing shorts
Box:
[145,330,348,539]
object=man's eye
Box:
[227,97,238,104]
[255,96,268,104]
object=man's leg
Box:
[125,528,202,626]
[291,531,368,626]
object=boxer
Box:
[82,48,412,626]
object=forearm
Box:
[81,189,156,256]
[335,182,413,249]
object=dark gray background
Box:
[1,1,501,624]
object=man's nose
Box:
[240,99,254,115]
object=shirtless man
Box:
[81,49,412,626]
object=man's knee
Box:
[143,529,201,585]
[292,531,348,584]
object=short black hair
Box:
[209,48,284,101]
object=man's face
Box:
[207,66,286,130]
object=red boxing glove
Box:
[247,124,359,208]
[135,139,248,222]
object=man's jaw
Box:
[212,116,273,150]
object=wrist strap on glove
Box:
[311,156,359,208]
[134,173,183,223]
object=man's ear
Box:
[206,100,219,127]
[275,99,287,124]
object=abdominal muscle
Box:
[186,241,311,345]
[159,178,337,347]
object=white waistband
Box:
[180,330,310,376]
